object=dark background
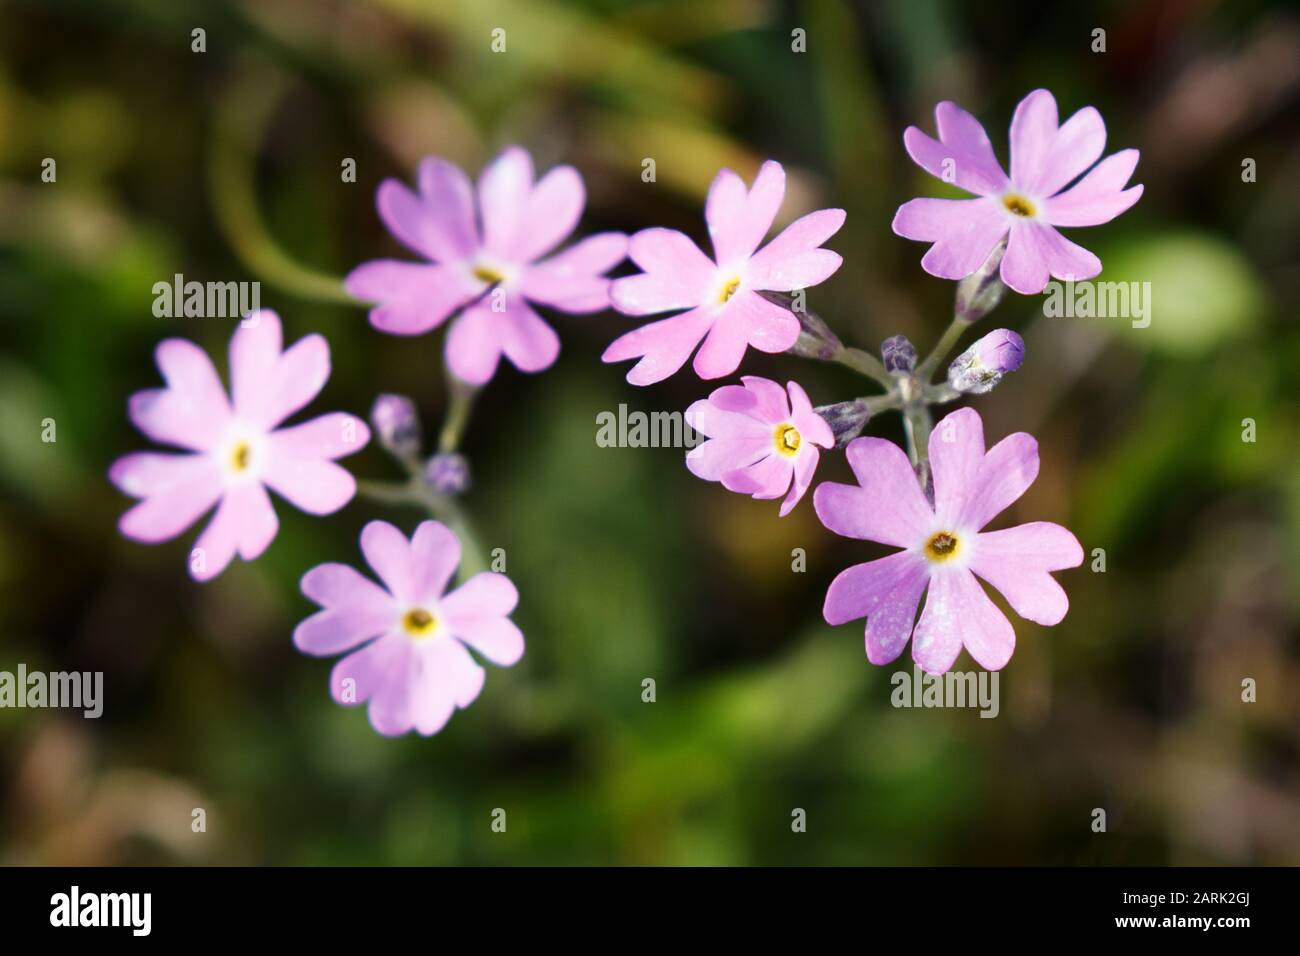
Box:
[1,0,1297,865]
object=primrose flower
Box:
[603,160,845,385]
[814,407,1083,673]
[294,520,523,737]
[110,311,369,581]
[892,89,1143,295]
[346,146,627,385]
[685,376,833,516]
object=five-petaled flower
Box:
[603,160,845,385]
[294,520,524,737]
[814,407,1083,674]
[892,89,1143,295]
[346,146,627,386]
[685,376,833,516]
[110,310,369,581]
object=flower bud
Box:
[425,452,471,495]
[763,291,843,360]
[953,237,1008,322]
[880,335,917,374]
[947,329,1024,394]
[370,394,421,458]
[814,399,872,447]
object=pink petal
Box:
[344,260,480,336]
[477,146,534,259]
[611,228,716,315]
[230,311,330,430]
[409,520,461,605]
[111,452,223,543]
[445,305,504,385]
[602,307,715,386]
[813,437,933,548]
[684,395,772,437]
[928,407,985,528]
[330,631,403,706]
[302,561,397,611]
[746,209,846,290]
[957,430,1039,531]
[500,299,560,375]
[378,166,477,263]
[515,164,584,262]
[295,605,396,656]
[706,161,785,265]
[823,550,930,665]
[441,571,523,665]
[360,520,415,604]
[408,640,482,735]
[1001,221,1101,294]
[971,521,1083,626]
[734,375,791,421]
[1009,89,1059,195]
[721,453,792,499]
[722,289,801,358]
[267,413,370,461]
[131,339,232,451]
[692,309,752,380]
[912,568,1015,673]
[902,101,1009,196]
[892,197,1009,280]
[1036,106,1106,198]
[779,446,819,516]
[686,436,772,482]
[417,156,480,259]
[190,482,279,581]
[262,458,357,515]
[521,232,627,313]
[1043,150,1143,226]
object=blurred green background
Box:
[2,0,1298,865]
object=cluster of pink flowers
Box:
[112,88,1141,736]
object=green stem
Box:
[831,346,894,389]
[915,317,971,382]
[438,377,480,453]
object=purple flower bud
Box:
[425,452,471,495]
[814,399,872,447]
[947,329,1025,394]
[880,335,917,373]
[953,237,1008,322]
[370,394,422,458]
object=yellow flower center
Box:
[402,608,437,638]
[472,264,506,285]
[1002,193,1036,218]
[230,441,251,472]
[924,531,962,562]
[718,277,741,304]
[774,423,801,456]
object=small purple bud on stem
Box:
[814,398,872,447]
[370,394,422,459]
[425,452,471,495]
[947,328,1025,394]
[763,291,843,360]
[954,237,1008,323]
[880,335,917,373]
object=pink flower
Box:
[813,407,1083,673]
[685,377,833,516]
[110,310,369,582]
[346,146,627,385]
[294,520,524,737]
[603,160,845,385]
[892,89,1143,295]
